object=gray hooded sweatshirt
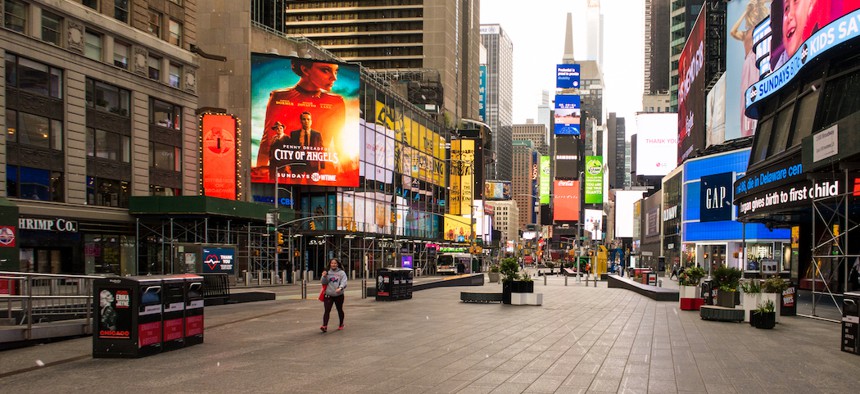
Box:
[322,268,347,297]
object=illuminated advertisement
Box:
[532,151,539,224]
[554,95,581,135]
[250,54,360,186]
[726,0,772,138]
[556,64,581,89]
[706,74,726,147]
[201,113,238,200]
[484,180,512,200]
[584,156,603,204]
[677,7,706,165]
[746,4,860,115]
[359,120,395,184]
[450,139,476,215]
[584,209,603,240]
[555,137,579,179]
[375,101,446,186]
[444,214,471,242]
[202,247,235,275]
[699,172,734,222]
[540,155,551,204]
[552,180,580,222]
[479,64,487,122]
[635,113,677,176]
[615,190,644,238]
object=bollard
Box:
[361,278,367,299]
[301,279,308,300]
[257,272,262,286]
[658,279,663,287]
[245,271,251,286]
[565,275,568,286]
[544,275,547,286]
[593,276,597,287]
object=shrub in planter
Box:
[488,264,501,282]
[499,258,520,304]
[740,279,762,322]
[761,275,787,322]
[678,266,706,286]
[712,266,742,307]
[752,299,776,329]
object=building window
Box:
[150,185,181,196]
[83,0,98,10]
[4,0,26,33]
[168,0,183,5]
[9,110,63,150]
[87,128,130,162]
[41,11,62,46]
[151,98,181,130]
[113,42,129,69]
[148,55,161,81]
[147,9,161,38]
[86,78,130,116]
[149,142,181,171]
[6,165,64,202]
[168,19,182,47]
[168,63,181,88]
[6,54,64,99]
[87,176,130,208]
[114,0,129,23]
[84,30,102,61]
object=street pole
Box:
[274,173,280,284]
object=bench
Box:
[201,273,230,306]
[460,292,503,304]
[606,274,679,302]
[700,305,744,322]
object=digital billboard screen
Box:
[556,64,581,89]
[584,156,603,204]
[677,8,706,165]
[479,64,487,122]
[584,209,603,240]
[726,0,772,139]
[555,137,579,179]
[540,156,551,204]
[450,139,476,215]
[615,190,644,238]
[635,113,677,176]
[444,214,471,242]
[484,180,512,200]
[706,74,726,147]
[552,180,580,222]
[250,54,360,186]
[201,113,238,200]
[554,95,581,136]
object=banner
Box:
[479,65,487,122]
[201,113,238,200]
[540,155,551,204]
[484,181,512,200]
[444,214,471,242]
[677,8,706,165]
[250,54,360,186]
[450,139,475,215]
[584,156,603,204]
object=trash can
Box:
[93,277,163,358]
[376,268,413,301]
[842,292,860,354]
[701,280,715,306]
[375,268,392,301]
[161,276,187,351]
[181,274,205,346]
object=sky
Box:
[480,0,646,136]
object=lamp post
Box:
[274,163,305,284]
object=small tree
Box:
[678,266,706,286]
[499,257,520,283]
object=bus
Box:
[436,252,477,275]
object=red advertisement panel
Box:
[201,114,238,200]
[678,7,706,165]
[552,180,581,222]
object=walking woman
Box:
[320,258,347,332]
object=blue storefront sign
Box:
[700,172,734,222]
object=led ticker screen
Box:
[250,54,360,186]
[552,180,580,222]
[556,64,581,89]
[201,113,238,200]
[554,95,581,136]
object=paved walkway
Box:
[1,275,857,393]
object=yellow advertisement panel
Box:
[449,140,462,215]
[444,214,472,242]
[459,139,475,216]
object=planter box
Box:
[761,293,781,323]
[511,281,534,293]
[741,292,762,323]
[679,285,699,299]
[502,281,512,304]
[488,272,500,283]
[752,311,776,329]
[716,290,737,308]
[680,298,704,311]
[511,292,543,306]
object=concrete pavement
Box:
[1,275,857,393]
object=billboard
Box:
[202,247,236,275]
[584,209,603,240]
[552,180,580,222]
[584,156,603,204]
[359,120,395,184]
[746,4,860,114]
[700,172,734,222]
[635,113,677,176]
[201,113,238,200]
[532,151,539,224]
[250,54,360,186]
[615,190,644,238]
[450,139,476,215]
[555,137,579,179]
[706,74,726,147]
[444,214,471,242]
[556,64,581,89]
[726,0,772,139]
[677,7,706,165]
[484,180,512,200]
[554,95,581,135]
[540,155,551,204]
[479,64,487,122]
[374,101,446,186]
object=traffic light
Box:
[309,221,316,230]
[277,232,284,245]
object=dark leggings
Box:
[323,294,345,327]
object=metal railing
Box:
[1,271,104,341]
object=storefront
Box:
[662,167,683,267]
[683,147,789,275]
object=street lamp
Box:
[274,163,305,284]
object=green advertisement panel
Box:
[584,156,603,204]
[539,156,550,204]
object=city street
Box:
[2,275,858,393]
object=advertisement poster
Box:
[554,95,581,135]
[401,255,414,269]
[552,180,580,222]
[202,247,235,274]
[450,139,475,215]
[556,64,581,89]
[635,114,678,176]
[250,54,360,186]
[677,7,706,165]
[201,113,238,200]
[726,0,771,139]
[584,156,604,204]
[540,155,551,204]
[97,288,132,339]
[374,101,446,187]
[484,181,512,200]
[444,214,471,242]
[584,209,603,240]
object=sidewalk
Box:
[2,275,858,393]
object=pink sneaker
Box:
[320,326,327,333]
[337,325,344,331]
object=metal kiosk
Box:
[842,292,860,354]
[93,277,163,358]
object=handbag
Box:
[318,284,327,302]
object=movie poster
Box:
[97,288,132,339]
[250,54,360,186]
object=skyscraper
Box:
[669,0,705,111]
[480,24,514,182]
[512,140,539,229]
[586,0,605,66]
[281,0,481,121]
[512,123,548,156]
[607,113,627,190]
[643,0,671,112]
